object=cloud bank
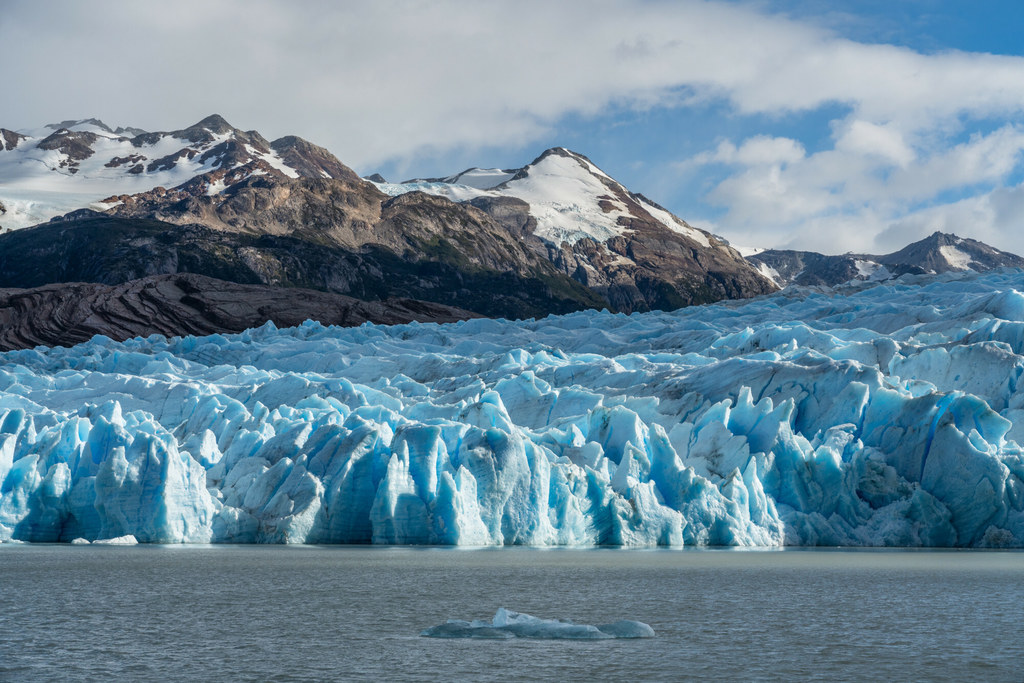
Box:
[4,0,1024,253]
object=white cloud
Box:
[5,0,1024,166]
[875,182,1024,255]
[692,123,1024,253]
[5,0,1024,254]
[691,136,806,167]
[835,121,915,167]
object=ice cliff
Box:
[3,270,1024,547]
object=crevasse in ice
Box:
[2,270,1024,547]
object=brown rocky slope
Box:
[0,273,476,351]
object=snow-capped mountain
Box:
[375,147,713,248]
[745,232,1024,288]
[0,115,352,231]
[371,147,774,311]
[0,116,775,327]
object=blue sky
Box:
[5,0,1024,254]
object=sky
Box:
[4,0,1024,254]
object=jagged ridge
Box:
[747,232,1024,288]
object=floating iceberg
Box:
[420,608,655,639]
[91,535,138,545]
[2,270,1024,546]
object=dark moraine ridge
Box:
[0,273,477,351]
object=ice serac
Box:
[2,269,1024,546]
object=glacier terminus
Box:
[2,269,1024,547]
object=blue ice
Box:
[1,269,1024,547]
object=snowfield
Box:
[373,148,713,247]
[3,269,1024,546]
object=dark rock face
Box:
[148,147,199,173]
[748,232,1024,288]
[879,232,1024,272]
[468,196,537,238]
[0,273,477,351]
[105,154,146,168]
[557,218,775,311]
[1,128,27,151]
[0,212,606,320]
[467,148,777,312]
[272,136,361,182]
[747,250,864,288]
[36,129,99,172]
[188,114,235,136]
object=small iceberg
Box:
[92,535,139,545]
[420,608,655,639]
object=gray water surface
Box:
[1,546,1022,681]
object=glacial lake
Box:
[1,546,1022,681]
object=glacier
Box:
[2,269,1024,547]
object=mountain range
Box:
[0,114,1021,349]
[0,114,350,229]
[745,232,1024,288]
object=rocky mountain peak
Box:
[503,147,593,184]
[746,231,1024,288]
[36,128,101,172]
[883,231,1021,273]
[45,118,116,134]
[270,136,360,183]
[188,114,235,135]
[0,115,364,231]
[0,129,28,152]
[375,146,775,311]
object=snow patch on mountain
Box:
[373,180,489,204]
[940,245,974,270]
[374,153,636,245]
[854,259,892,280]
[732,244,766,258]
[245,144,299,180]
[375,148,715,249]
[443,168,516,189]
[754,261,783,285]
[497,151,632,244]
[0,191,104,231]
[634,195,711,247]
[205,178,228,196]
